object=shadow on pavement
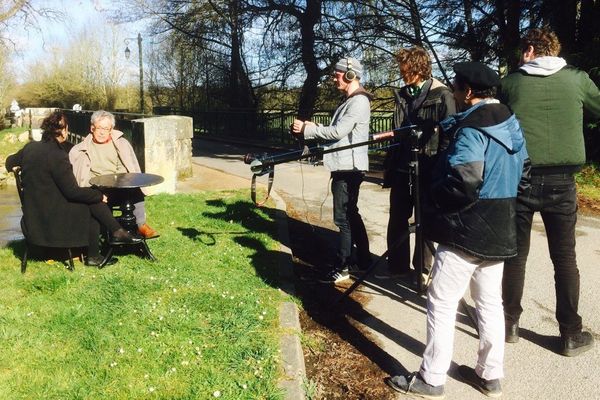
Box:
[518,327,560,353]
[287,213,471,381]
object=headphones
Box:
[343,58,357,82]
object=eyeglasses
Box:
[93,126,112,132]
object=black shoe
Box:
[561,331,594,357]
[505,321,519,343]
[384,373,444,399]
[458,365,502,398]
[85,255,117,267]
[110,228,143,245]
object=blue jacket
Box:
[424,100,529,260]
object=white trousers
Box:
[419,244,505,386]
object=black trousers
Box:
[386,173,433,274]
[502,173,582,335]
[331,171,370,269]
[88,202,121,257]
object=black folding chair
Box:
[12,166,76,273]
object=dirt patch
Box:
[285,206,396,400]
[578,193,600,216]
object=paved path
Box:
[0,187,23,247]
[189,138,600,400]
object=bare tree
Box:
[11,26,126,109]
[113,0,257,111]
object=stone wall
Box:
[132,116,193,194]
[25,108,56,129]
[24,108,57,141]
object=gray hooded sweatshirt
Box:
[303,88,373,172]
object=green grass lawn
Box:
[0,127,29,163]
[0,191,286,399]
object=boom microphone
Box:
[245,125,420,175]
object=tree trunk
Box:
[462,0,482,61]
[496,0,521,73]
[409,0,422,45]
[228,0,256,110]
[542,0,577,55]
[297,0,321,120]
[578,0,600,54]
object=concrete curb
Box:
[270,190,307,400]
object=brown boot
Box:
[138,223,159,239]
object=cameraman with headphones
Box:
[291,57,374,283]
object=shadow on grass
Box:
[4,239,82,270]
[177,227,215,244]
[175,197,293,292]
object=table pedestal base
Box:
[98,199,157,267]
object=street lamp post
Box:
[125,33,144,113]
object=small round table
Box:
[90,173,164,262]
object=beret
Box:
[453,62,500,89]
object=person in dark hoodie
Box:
[499,28,600,356]
[378,46,456,280]
[291,57,373,283]
[385,62,528,399]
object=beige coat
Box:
[69,130,141,187]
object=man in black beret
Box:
[385,62,529,398]
[453,61,501,89]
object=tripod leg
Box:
[459,297,479,335]
[420,241,437,289]
[21,243,28,274]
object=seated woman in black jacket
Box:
[5,111,141,266]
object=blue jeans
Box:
[331,171,370,269]
[502,173,582,335]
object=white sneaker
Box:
[318,268,349,283]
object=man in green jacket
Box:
[498,28,600,356]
